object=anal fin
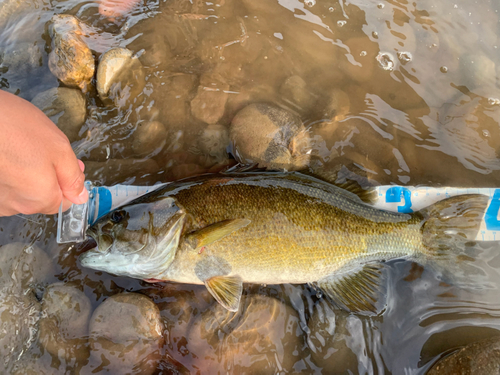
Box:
[313,263,385,315]
[205,275,243,312]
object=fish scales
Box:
[158,174,423,284]
[81,172,489,313]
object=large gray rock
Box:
[0,242,54,372]
[38,282,92,361]
[132,120,168,157]
[31,87,86,143]
[89,293,164,374]
[230,102,311,170]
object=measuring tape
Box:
[57,183,500,243]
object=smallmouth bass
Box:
[80,172,489,313]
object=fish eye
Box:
[110,210,124,223]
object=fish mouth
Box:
[87,227,98,241]
[85,227,113,254]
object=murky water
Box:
[1,0,500,373]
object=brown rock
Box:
[48,15,95,92]
[31,88,87,143]
[38,283,92,362]
[89,293,164,374]
[191,73,230,124]
[132,121,168,157]
[84,158,161,186]
[428,336,500,375]
[230,102,311,170]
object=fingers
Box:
[54,147,88,205]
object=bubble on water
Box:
[304,0,316,7]
[488,97,500,106]
[316,290,323,299]
[328,6,334,12]
[337,20,346,27]
[482,129,491,138]
[372,31,379,39]
[360,51,367,57]
[440,66,448,73]
[454,4,458,8]
[377,3,384,9]
[376,52,395,71]
[397,51,412,64]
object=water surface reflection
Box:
[1,0,500,373]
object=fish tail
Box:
[415,194,490,287]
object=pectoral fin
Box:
[204,275,243,312]
[185,218,251,250]
[313,263,385,315]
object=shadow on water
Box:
[1,0,500,373]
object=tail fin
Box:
[416,194,490,288]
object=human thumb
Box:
[55,156,88,205]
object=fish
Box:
[79,172,489,314]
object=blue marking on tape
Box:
[96,187,113,222]
[385,186,413,213]
[485,189,500,231]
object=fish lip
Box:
[86,227,98,241]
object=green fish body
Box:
[80,172,489,313]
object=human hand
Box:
[0,90,88,216]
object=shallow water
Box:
[1,0,500,373]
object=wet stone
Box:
[190,73,230,125]
[279,75,316,115]
[182,293,304,373]
[307,299,363,372]
[0,41,42,83]
[230,102,311,170]
[89,293,164,374]
[0,242,55,293]
[48,15,95,92]
[31,87,86,143]
[150,74,198,130]
[84,158,161,186]
[0,290,41,373]
[132,120,168,157]
[190,123,230,167]
[96,47,146,107]
[38,282,92,362]
[428,336,500,375]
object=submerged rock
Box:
[230,103,311,170]
[132,120,168,157]
[186,294,303,373]
[96,47,145,107]
[0,290,41,373]
[190,73,229,124]
[279,75,315,114]
[0,242,54,292]
[89,293,164,374]
[31,87,86,143]
[0,41,42,81]
[190,123,230,167]
[428,336,500,375]
[84,158,161,186]
[38,283,92,362]
[48,15,95,92]
[307,298,364,372]
[0,243,54,372]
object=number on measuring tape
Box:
[485,189,500,231]
[385,186,413,213]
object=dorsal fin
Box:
[313,263,386,315]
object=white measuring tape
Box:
[57,183,500,243]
